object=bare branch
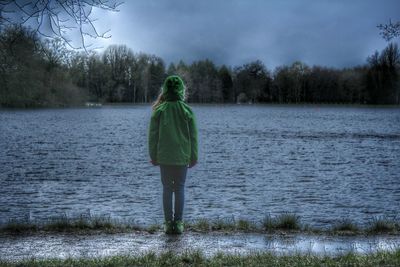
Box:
[377,19,400,42]
[0,0,123,51]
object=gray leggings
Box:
[160,164,188,222]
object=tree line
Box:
[0,26,399,107]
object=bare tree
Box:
[377,19,400,41]
[0,0,122,51]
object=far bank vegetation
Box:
[1,26,399,108]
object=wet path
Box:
[1,232,399,261]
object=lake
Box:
[0,104,399,228]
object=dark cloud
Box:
[95,0,400,69]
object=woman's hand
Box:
[188,160,197,168]
[150,160,159,166]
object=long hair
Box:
[152,89,165,110]
[152,83,189,110]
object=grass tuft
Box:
[146,224,160,234]
[188,217,259,232]
[1,213,399,235]
[211,217,236,231]
[262,215,275,231]
[333,219,360,233]
[368,217,397,233]
[43,214,124,232]
[0,220,38,233]
[263,213,301,231]
[236,219,257,231]
[190,218,211,232]
[275,213,301,230]
[0,213,144,234]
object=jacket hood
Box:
[162,75,185,101]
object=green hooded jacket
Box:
[148,75,198,166]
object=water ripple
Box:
[0,105,399,227]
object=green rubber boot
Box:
[164,221,174,234]
[174,220,184,234]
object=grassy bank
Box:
[1,250,400,267]
[1,213,399,236]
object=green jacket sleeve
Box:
[148,110,160,162]
[188,112,198,162]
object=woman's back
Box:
[148,75,198,166]
[151,100,196,165]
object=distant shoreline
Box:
[1,102,400,110]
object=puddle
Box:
[1,232,399,261]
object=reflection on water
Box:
[0,104,399,227]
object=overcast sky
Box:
[92,0,399,69]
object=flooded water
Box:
[0,104,399,227]
[1,232,399,260]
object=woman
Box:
[148,75,198,234]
